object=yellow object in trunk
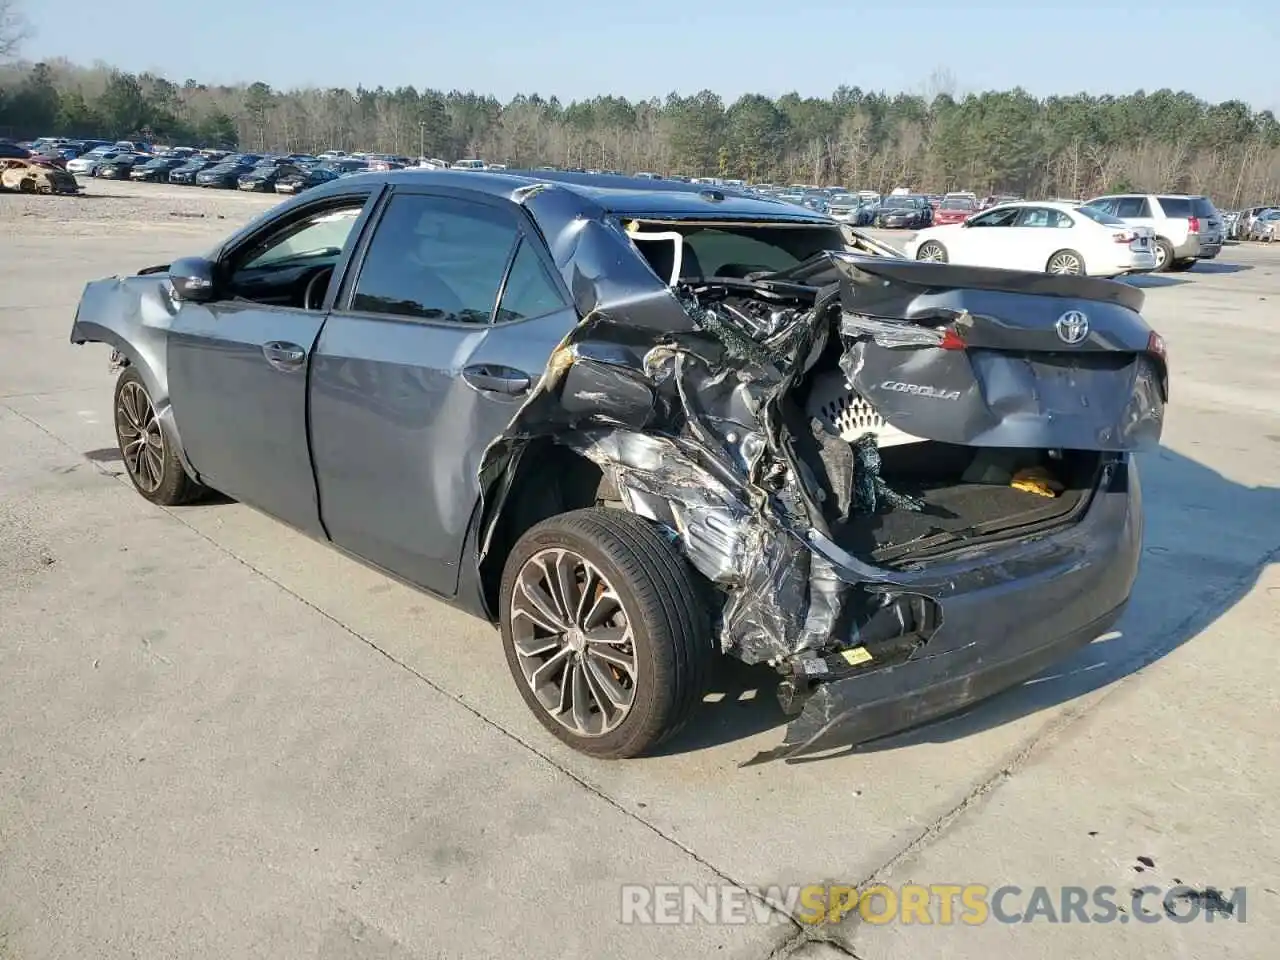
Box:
[1010,466,1064,498]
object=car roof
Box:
[991,200,1079,211]
[317,168,837,222]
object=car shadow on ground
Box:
[1190,261,1253,274]
[661,444,1280,760]
[1122,275,1190,288]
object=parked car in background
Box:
[66,148,125,175]
[1082,194,1223,271]
[95,154,148,180]
[1247,209,1280,241]
[130,156,188,183]
[932,196,978,226]
[274,166,342,194]
[827,193,875,225]
[0,158,80,194]
[68,169,1166,761]
[0,141,33,159]
[238,162,306,192]
[1232,205,1277,239]
[905,200,1156,276]
[321,158,369,175]
[167,158,219,184]
[26,150,70,169]
[196,156,264,188]
[875,195,933,229]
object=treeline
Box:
[2,58,1280,204]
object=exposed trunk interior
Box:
[834,441,1100,563]
[788,338,1105,566]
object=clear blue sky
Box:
[22,0,1278,109]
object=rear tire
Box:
[1153,238,1175,272]
[113,367,206,506]
[1046,249,1086,275]
[499,508,712,759]
[916,240,948,263]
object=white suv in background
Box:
[1082,194,1223,272]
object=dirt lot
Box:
[2,179,1278,959]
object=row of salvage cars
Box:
[70,170,1168,762]
[65,144,382,195]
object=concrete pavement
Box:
[1,181,1277,958]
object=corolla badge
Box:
[1055,310,1090,345]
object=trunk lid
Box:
[769,253,1167,453]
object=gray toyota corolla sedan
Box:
[70,170,1167,761]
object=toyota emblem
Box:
[1055,310,1090,345]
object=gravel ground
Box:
[0,176,279,239]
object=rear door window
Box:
[968,207,1021,227]
[495,239,566,323]
[1157,197,1191,218]
[350,194,520,324]
[1190,197,1218,217]
[1014,207,1073,228]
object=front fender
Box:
[70,274,199,480]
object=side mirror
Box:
[168,256,217,302]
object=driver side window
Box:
[225,201,367,308]
[239,205,363,270]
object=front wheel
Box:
[499,508,712,759]
[1046,249,1086,275]
[114,367,206,506]
[916,240,948,263]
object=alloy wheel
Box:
[509,547,637,737]
[1047,252,1083,275]
[116,380,166,494]
[918,242,947,262]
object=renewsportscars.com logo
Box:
[619,883,1246,926]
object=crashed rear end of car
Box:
[479,187,1166,761]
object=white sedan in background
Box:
[903,201,1157,277]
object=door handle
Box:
[462,364,531,396]
[262,341,306,371]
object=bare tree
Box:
[1,0,30,61]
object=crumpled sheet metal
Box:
[833,260,1166,453]
[471,240,913,665]
[837,334,1165,452]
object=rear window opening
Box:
[625,220,847,283]
[1159,196,1217,219]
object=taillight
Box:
[939,327,966,350]
[1114,230,1134,243]
[1147,330,1167,362]
[1187,216,1200,233]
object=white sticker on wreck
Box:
[879,381,962,401]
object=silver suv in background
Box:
[1083,194,1223,272]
